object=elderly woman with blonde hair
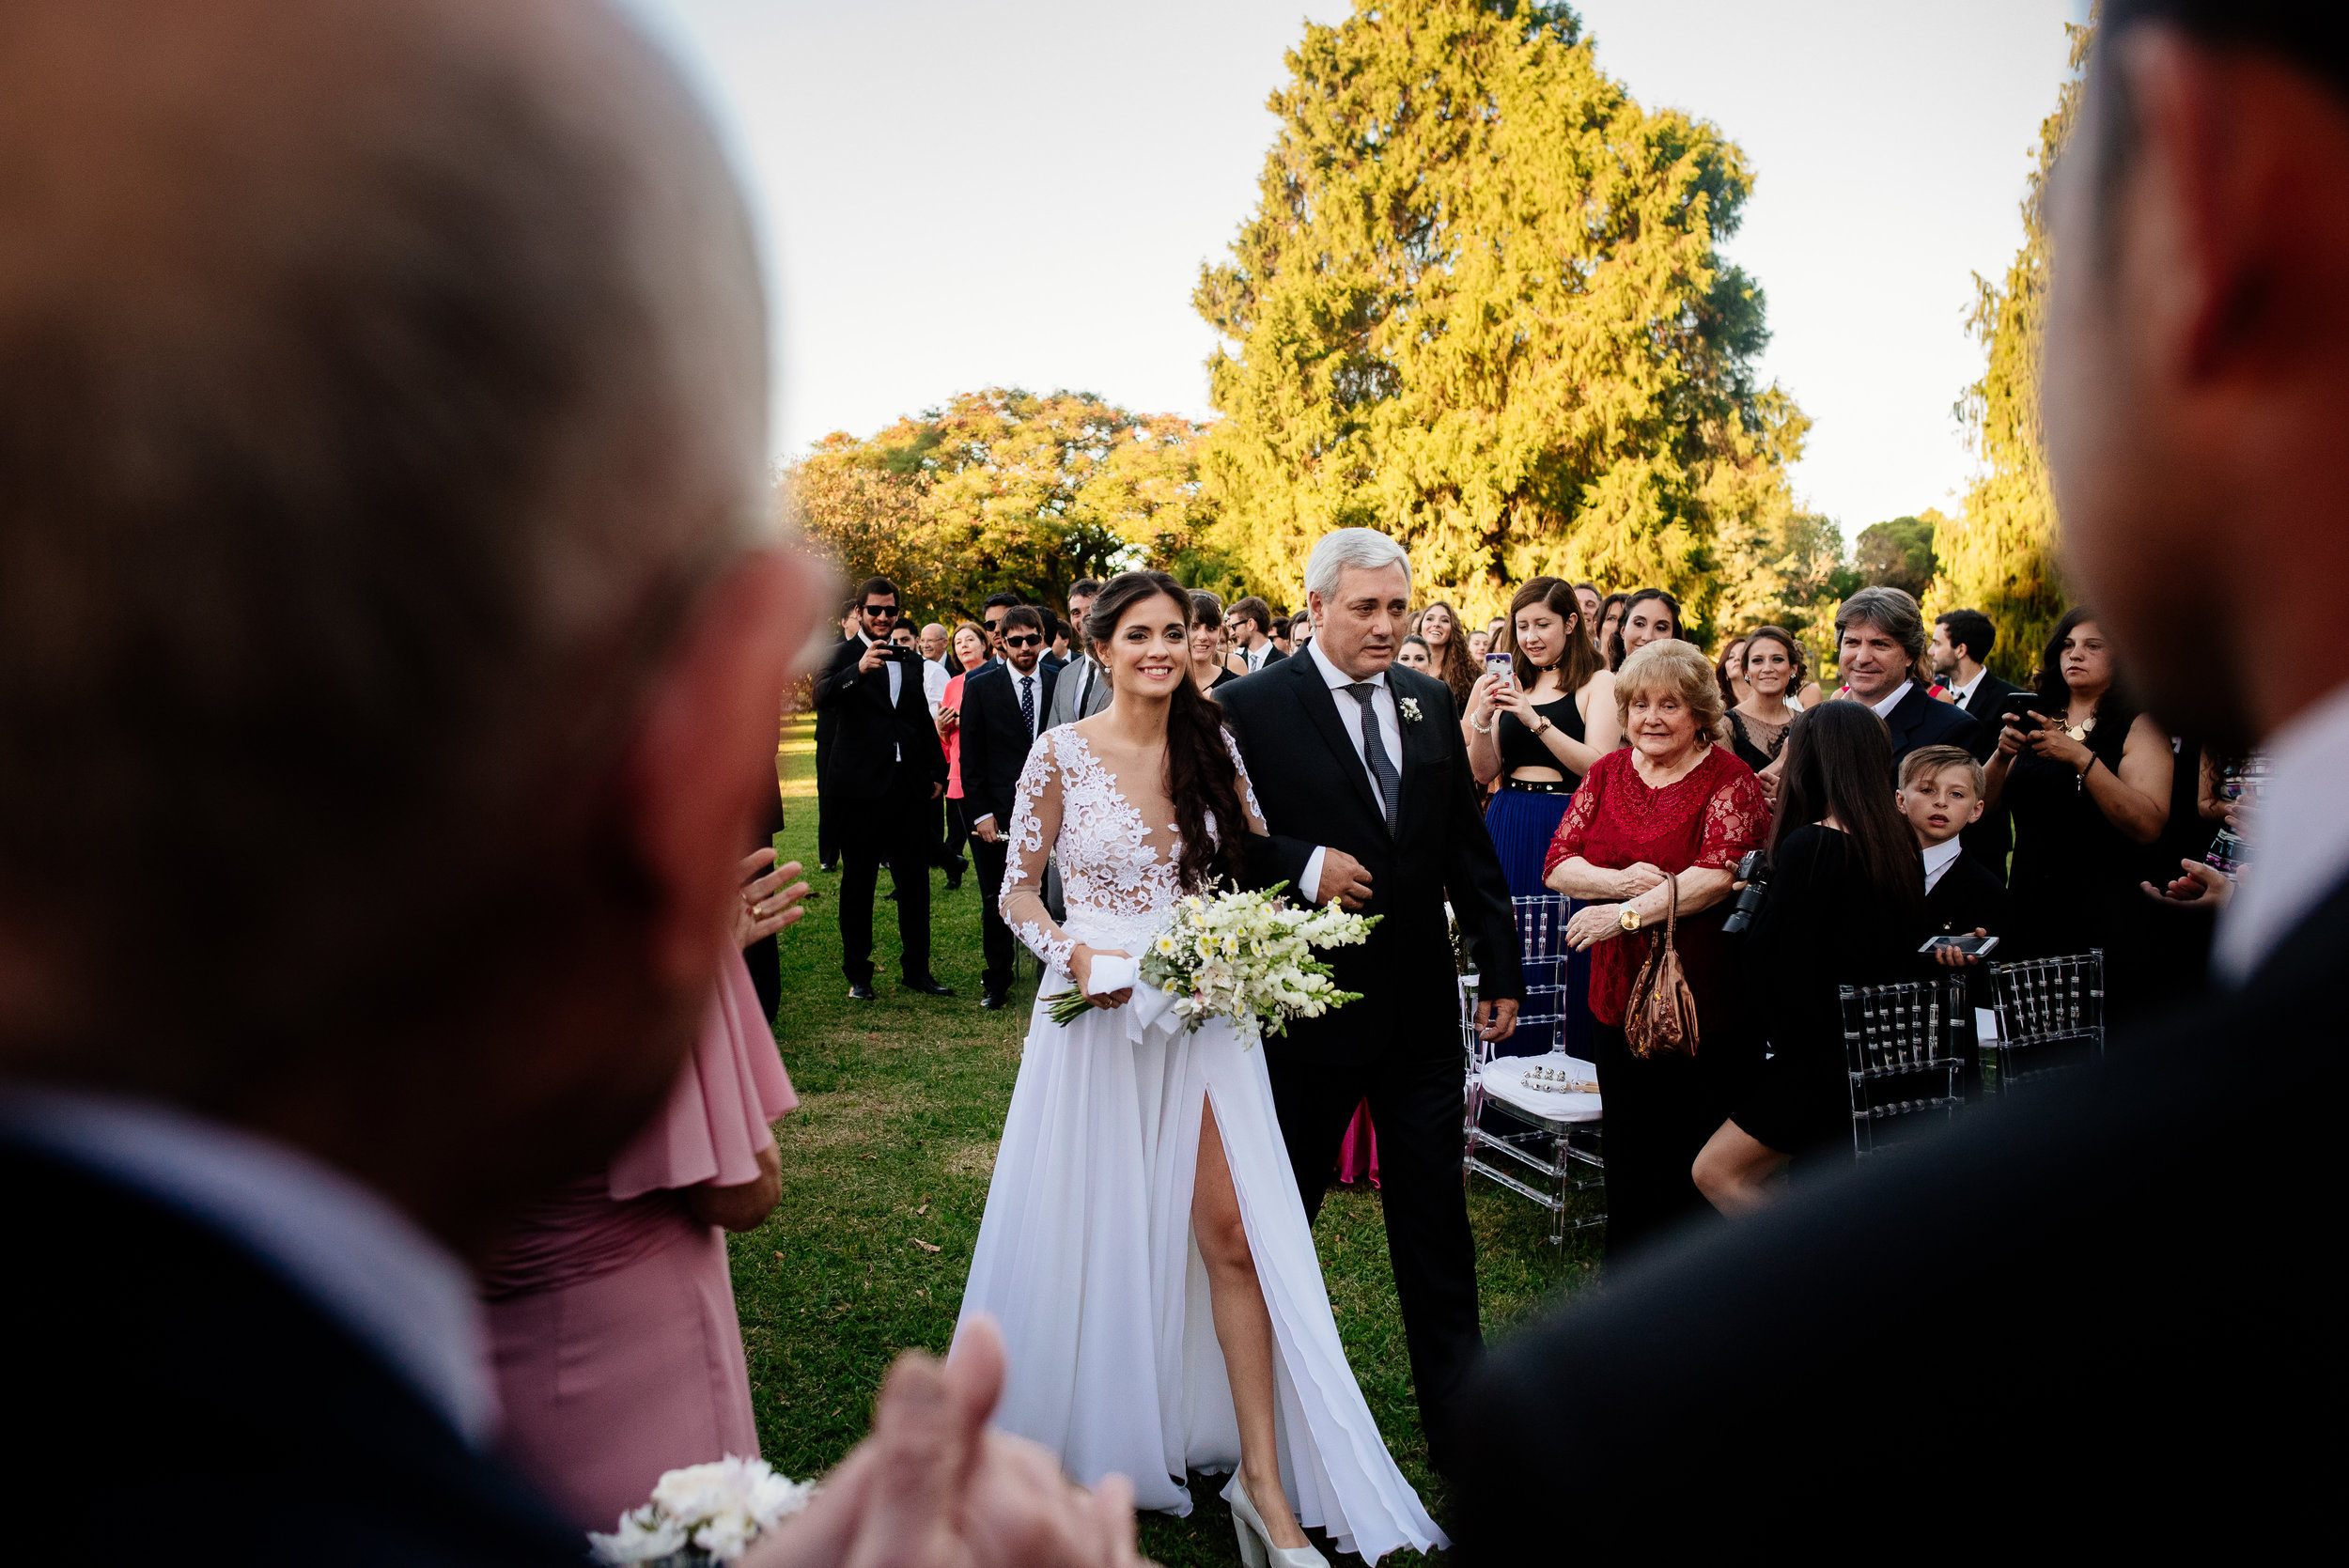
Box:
[1542,640,1771,1258]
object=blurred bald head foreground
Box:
[0,0,816,1247]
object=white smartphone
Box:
[1484,651,1515,686]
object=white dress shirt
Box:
[1299,639,1405,902]
[1922,835,1965,894]
[1867,679,1915,721]
[1947,669,1986,709]
[2216,679,2349,985]
[859,632,903,760]
[0,1088,494,1447]
[922,656,950,716]
[1245,641,1270,673]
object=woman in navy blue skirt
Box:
[1465,577,1618,1056]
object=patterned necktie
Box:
[1346,683,1401,834]
[1019,674,1035,739]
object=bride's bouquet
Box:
[589,1455,814,1565]
[1047,882,1378,1045]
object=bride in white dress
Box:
[955,572,1445,1567]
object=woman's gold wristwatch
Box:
[1619,905,1642,932]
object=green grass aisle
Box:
[735,712,1605,1564]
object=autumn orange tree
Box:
[785,388,1220,620]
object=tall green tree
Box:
[1933,19,2092,680]
[785,388,1215,618]
[1712,504,1851,680]
[1194,0,1804,630]
[1855,511,1941,600]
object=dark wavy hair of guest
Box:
[1085,570,1248,892]
[1507,577,1604,693]
[1769,700,1922,917]
[2032,606,2140,734]
[1609,587,1682,671]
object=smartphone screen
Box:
[1919,934,2000,957]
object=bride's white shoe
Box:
[1224,1473,1328,1568]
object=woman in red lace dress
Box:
[1545,641,1770,1258]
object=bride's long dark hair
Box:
[1084,570,1247,891]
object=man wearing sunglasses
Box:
[956,605,1059,1010]
[814,576,954,1001]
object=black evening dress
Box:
[2002,711,2164,1017]
[1726,707,1792,775]
[1733,824,1923,1165]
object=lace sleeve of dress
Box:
[1000,731,1077,974]
[1543,761,1606,879]
[1221,728,1269,835]
[1696,763,1772,869]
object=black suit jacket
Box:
[1881,680,1983,764]
[1954,670,2026,745]
[1218,655,1522,1063]
[3,1145,582,1565]
[1922,848,2010,943]
[957,660,1058,831]
[813,635,949,800]
[1457,874,2349,1556]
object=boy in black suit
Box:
[1902,745,2009,947]
[1902,744,2006,1099]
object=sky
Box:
[620,0,2089,539]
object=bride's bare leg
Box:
[1193,1100,1311,1551]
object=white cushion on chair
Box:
[1476,1053,1603,1123]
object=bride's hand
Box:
[1070,945,1134,1010]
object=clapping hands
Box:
[739,1317,1145,1568]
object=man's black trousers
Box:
[837,777,937,986]
[1264,1044,1484,1471]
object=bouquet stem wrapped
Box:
[1047,882,1377,1045]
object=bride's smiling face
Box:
[1097,589,1192,701]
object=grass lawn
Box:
[733,712,1604,1564]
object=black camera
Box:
[1721,847,1771,936]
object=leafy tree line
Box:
[786,0,2080,672]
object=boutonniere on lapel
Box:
[1397,696,1423,723]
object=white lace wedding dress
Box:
[954,725,1444,1562]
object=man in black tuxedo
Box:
[815,576,954,1001]
[1217,528,1523,1473]
[1460,5,2347,1552]
[0,4,1143,1562]
[957,606,1057,1010]
[1932,607,2023,877]
[1832,585,1983,763]
[1229,595,1286,672]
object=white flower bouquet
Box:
[1046,882,1378,1044]
[589,1455,814,1566]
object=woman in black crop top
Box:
[1465,577,1620,1055]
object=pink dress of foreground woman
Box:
[482,951,796,1529]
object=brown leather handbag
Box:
[1624,875,1700,1059]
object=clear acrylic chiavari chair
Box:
[1984,950,2106,1093]
[1840,974,1970,1156]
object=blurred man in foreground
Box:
[1463,3,2347,1553]
[0,2,1137,1563]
